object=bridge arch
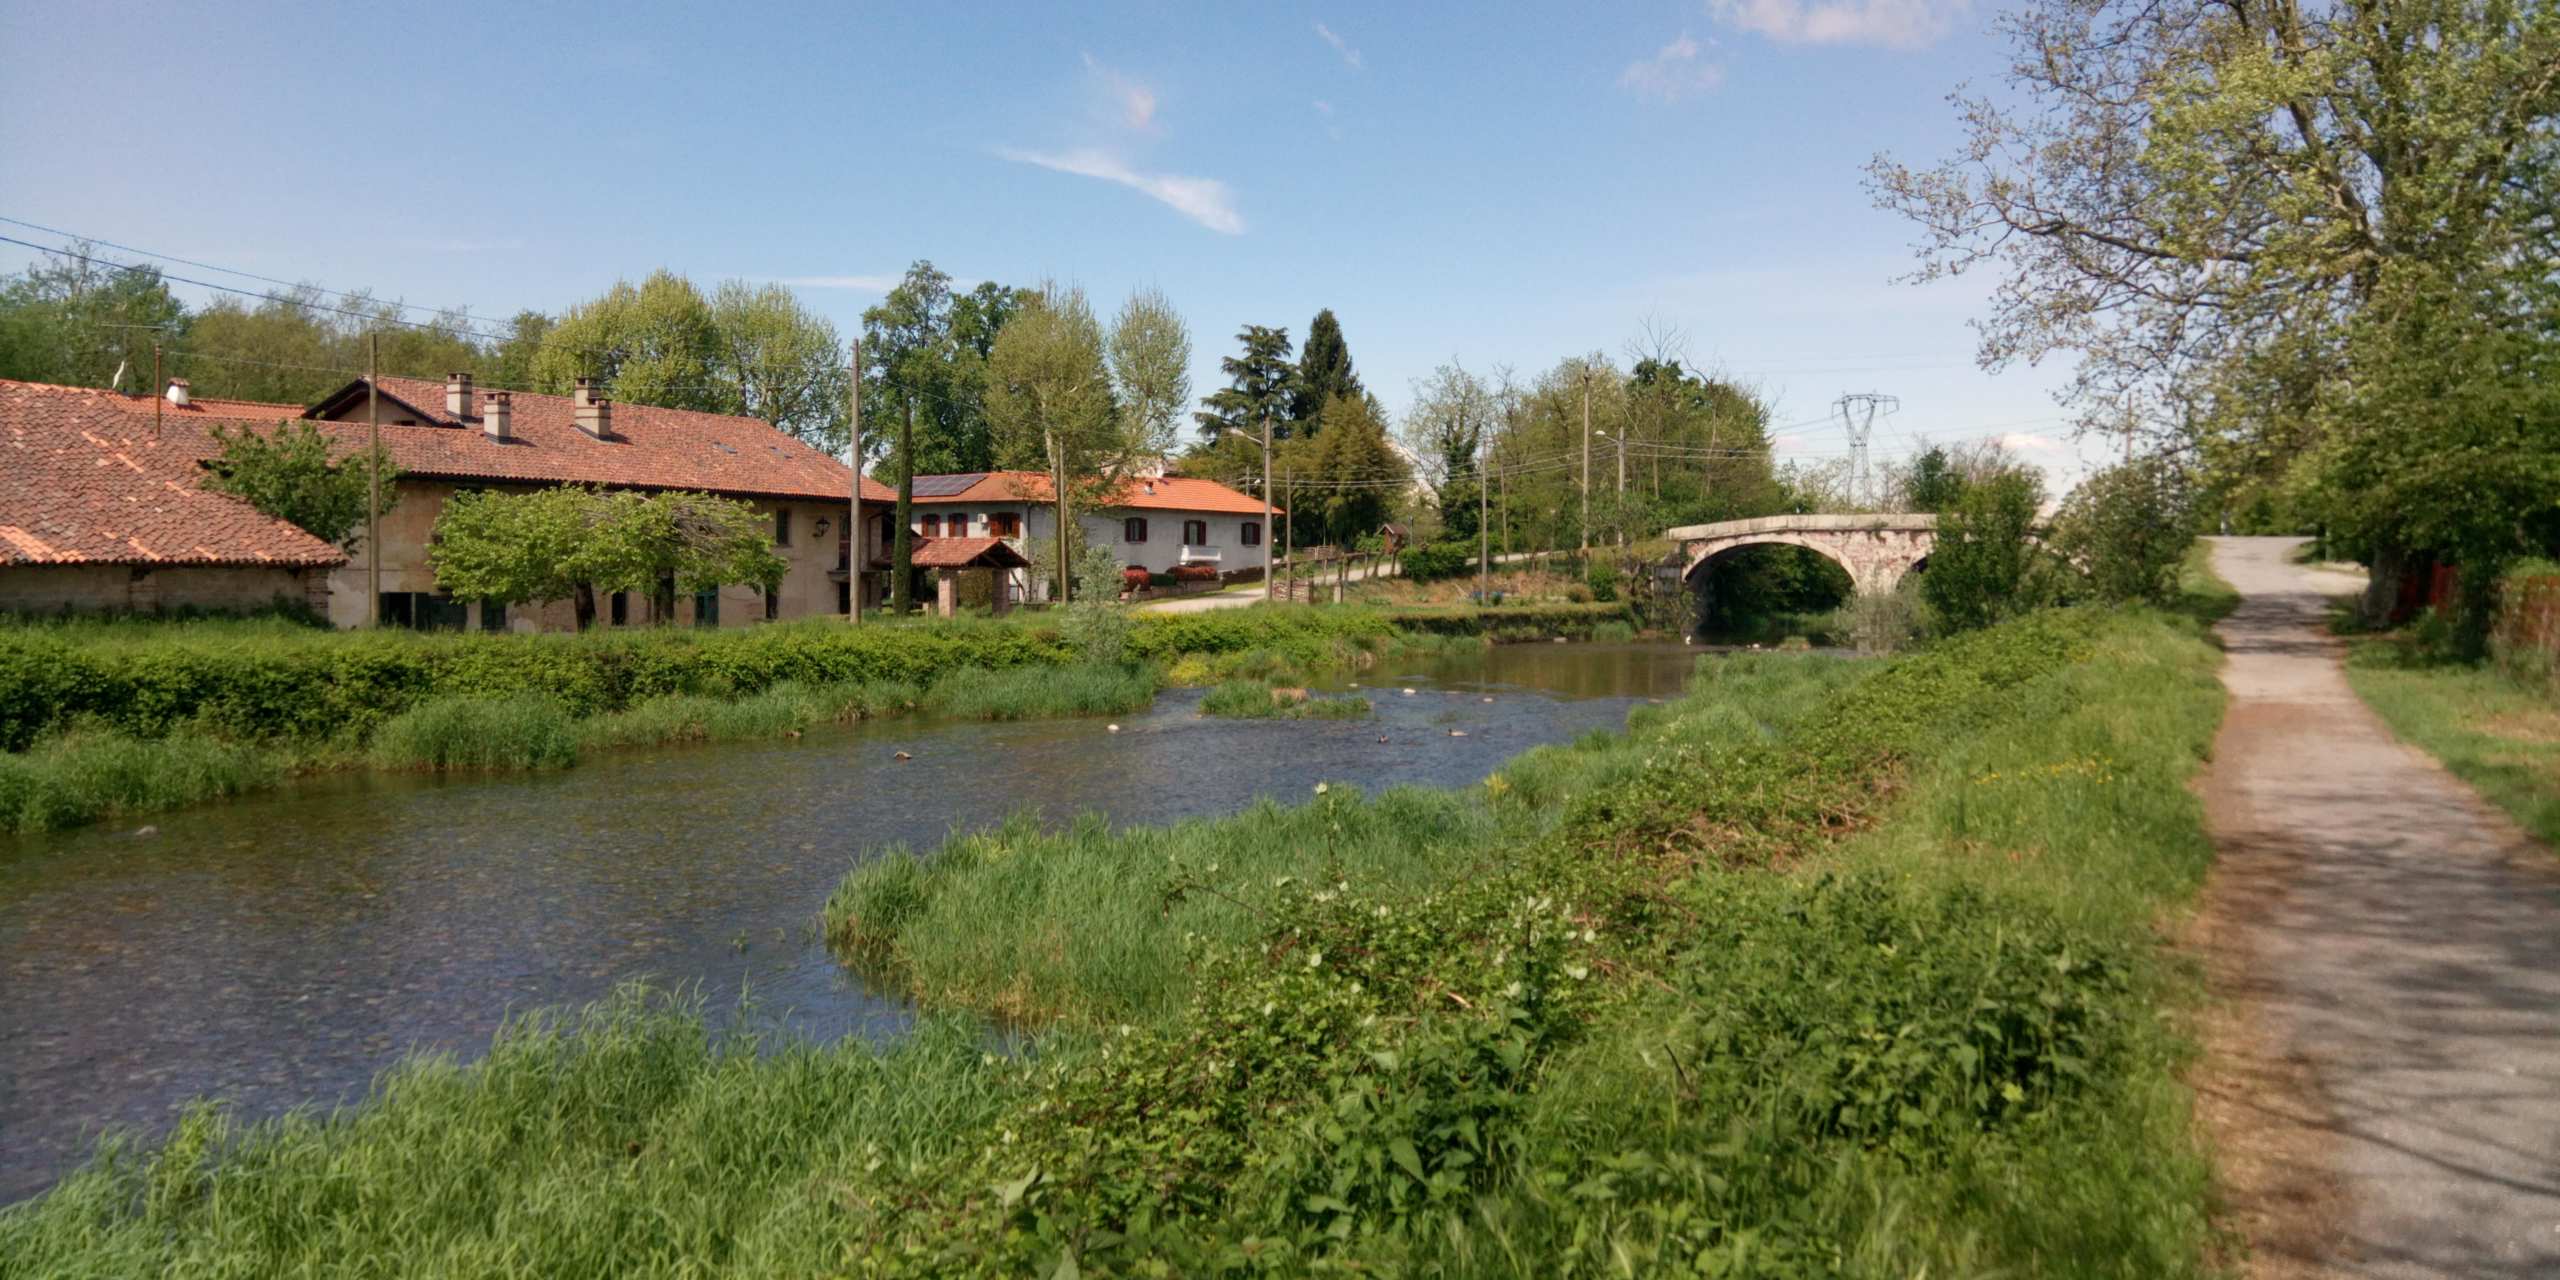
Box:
[1667,514,1938,634]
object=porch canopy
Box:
[907,536,1033,616]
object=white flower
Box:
[1565,965,1589,981]
[1314,782,1331,795]
[1305,949,1325,969]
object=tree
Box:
[1401,361,1495,542]
[531,270,723,410]
[1304,393,1407,545]
[1194,325,1293,443]
[1106,286,1191,462]
[0,246,187,393]
[987,282,1120,601]
[1900,446,1965,513]
[863,264,1035,610]
[1290,308,1363,431]
[428,487,782,630]
[2050,458,2200,605]
[1870,0,2560,618]
[487,311,553,391]
[201,420,400,548]
[706,281,849,449]
[1922,470,2048,633]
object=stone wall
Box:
[0,564,319,616]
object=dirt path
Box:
[2196,536,2560,1279]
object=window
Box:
[990,512,1021,538]
[694,587,721,628]
[774,509,793,546]
[921,514,942,537]
[480,600,508,633]
[1240,521,1262,547]
[1123,517,1149,543]
[1182,519,1208,545]
[611,591,630,626]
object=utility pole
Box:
[1477,447,1490,604]
[847,338,862,623]
[366,333,382,628]
[1259,411,1276,604]
[151,341,162,437]
[1615,427,1627,547]
[1579,369,1593,558]
[1282,465,1294,603]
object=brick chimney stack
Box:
[573,377,597,408]
[446,372,474,421]
[576,396,612,439]
[164,378,191,407]
[483,392,511,442]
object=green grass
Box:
[921,663,1156,720]
[367,695,582,771]
[0,730,282,833]
[2346,655,2560,850]
[3,585,2238,1275]
[1196,680,1374,720]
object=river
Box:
[0,642,1702,1202]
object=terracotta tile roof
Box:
[907,536,1033,569]
[0,380,348,568]
[306,376,891,503]
[895,469,1277,515]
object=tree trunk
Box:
[573,584,596,632]
[2362,543,2408,627]
[891,404,914,614]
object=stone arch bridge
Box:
[1667,513,1938,607]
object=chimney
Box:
[445,372,474,421]
[576,396,612,439]
[483,391,511,442]
[573,377,597,408]
[164,378,191,408]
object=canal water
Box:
[0,643,1702,1202]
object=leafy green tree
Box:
[487,311,552,391]
[1107,286,1190,461]
[1871,0,2560,618]
[1289,308,1362,432]
[863,264,1035,610]
[0,246,187,392]
[1400,361,1495,542]
[707,281,849,448]
[530,271,723,412]
[201,420,400,548]
[1922,471,2048,633]
[1304,393,1407,545]
[988,282,1120,600]
[1901,446,1965,513]
[2050,458,2201,605]
[429,487,782,630]
[1194,325,1293,443]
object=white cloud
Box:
[1081,53,1158,130]
[1314,22,1363,70]
[996,147,1245,234]
[1995,431,2062,452]
[1618,33,1725,102]
[770,275,902,292]
[1709,0,1969,50]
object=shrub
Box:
[2048,460,2198,604]
[1590,620,1637,644]
[1399,542,1474,582]
[1584,561,1620,603]
[1923,471,2052,632]
[368,695,581,771]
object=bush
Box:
[2049,460,2198,604]
[1923,471,2053,632]
[1398,542,1474,582]
[368,695,581,771]
[1584,561,1620,602]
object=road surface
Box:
[2197,536,2560,1279]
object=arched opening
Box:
[1687,541,1854,642]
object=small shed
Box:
[1378,523,1411,555]
[910,536,1034,617]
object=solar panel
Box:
[909,472,986,498]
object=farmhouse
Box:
[0,374,888,628]
[888,467,1273,604]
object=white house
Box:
[878,469,1276,602]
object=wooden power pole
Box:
[1579,369,1592,559]
[366,333,382,628]
[860,337,870,622]
[1477,448,1490,603]
[1259,411,1275,604]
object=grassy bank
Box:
[2346,653,2560,849]
[4,601,2232,1275]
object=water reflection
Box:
[0,643,1701,1201]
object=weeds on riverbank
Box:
[369,696,581,771]
[1195,680,1372,720]
[923,663,1156,721]
[1,601,2231,1277]
[0,731,280,833]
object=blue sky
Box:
[0,0,2105,486]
